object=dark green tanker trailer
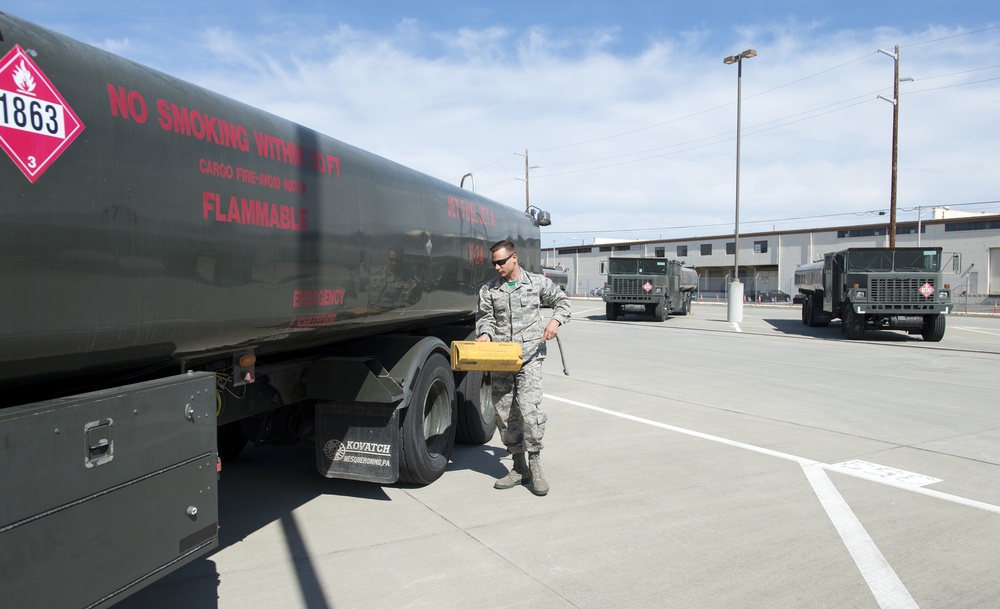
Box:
[0,12,550,608]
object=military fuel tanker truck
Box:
[603,257,697,321]
[794,247,955,341]
[0,12,552,609]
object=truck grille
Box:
[611,278,645,296]
[869,277,936,303]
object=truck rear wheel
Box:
[606,303,618,321]
[921,314,946,342]
[455,370,496,444]
[399,353,457,485]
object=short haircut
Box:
[490,240,516,255]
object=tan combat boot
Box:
[494,453,528,489]
[528,452,548,496]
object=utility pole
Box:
[523,149,530,212]
[514,149,537,213]
[879,45,901,248]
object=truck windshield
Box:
[609,259,669,275]
[845,250,941,272]
[892,249,941,272]
[846,251,893,272]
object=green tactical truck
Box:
[603,258,698,321]
[794,247,956,341]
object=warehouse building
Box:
[545,209,1000,300]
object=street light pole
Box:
[723,48,756,323]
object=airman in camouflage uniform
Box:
[476,240,570,495]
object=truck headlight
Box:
[938,290,950,299]
[853,289,866,301]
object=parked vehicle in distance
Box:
[589,287,605,297]
[793,292,808,305]
[758,290,792,303]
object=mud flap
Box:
[315,403,400,483]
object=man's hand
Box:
[542,319,560,341]
[476,333,491,342]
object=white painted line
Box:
[733,322,742,333]
[801,463,919,609]
[544,393,1000,515]
[545,395,816,466]
[831,460,942,487]
[544,394,947,608]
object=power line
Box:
[516,32,999,174]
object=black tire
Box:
[808,294,830,327]
[398,353,457,485]
[654,301,666,322]
[843,304,865,340]
[684,293,693,315]
[921,314,946,342]
[217,421,247,463]
[606,302,618,321]
[801,299,809,325]
[455,370,496,444]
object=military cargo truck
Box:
[603,258,697,321]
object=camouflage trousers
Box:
[492,356,546,454]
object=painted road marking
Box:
[546,394,1000,609]
[831,460,942,487]
[544,394,1000,515]
[802,463,919,609]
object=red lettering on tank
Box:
[107,85,147,123]
[292,289,346,308]
[468,243,485,265]
[240,198,265,224]
[156,99,249,151]
[285,313,338,331]
[202,191,221,220]
[199,158,234,179]
[236,167,258,184]
[284,179,306,193]
[253,131,340,177]
[226,198,241,222]
[201,191,307,231]
[444,196,496,227]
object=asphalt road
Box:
[117,300,1000,609]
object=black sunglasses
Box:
[491,253,514,267]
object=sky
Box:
[5,2,999,247]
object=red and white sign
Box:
[919,282,935,298]
[0,45,84,183]
[643,281,653,292]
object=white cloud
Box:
[176,19,1000,242]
